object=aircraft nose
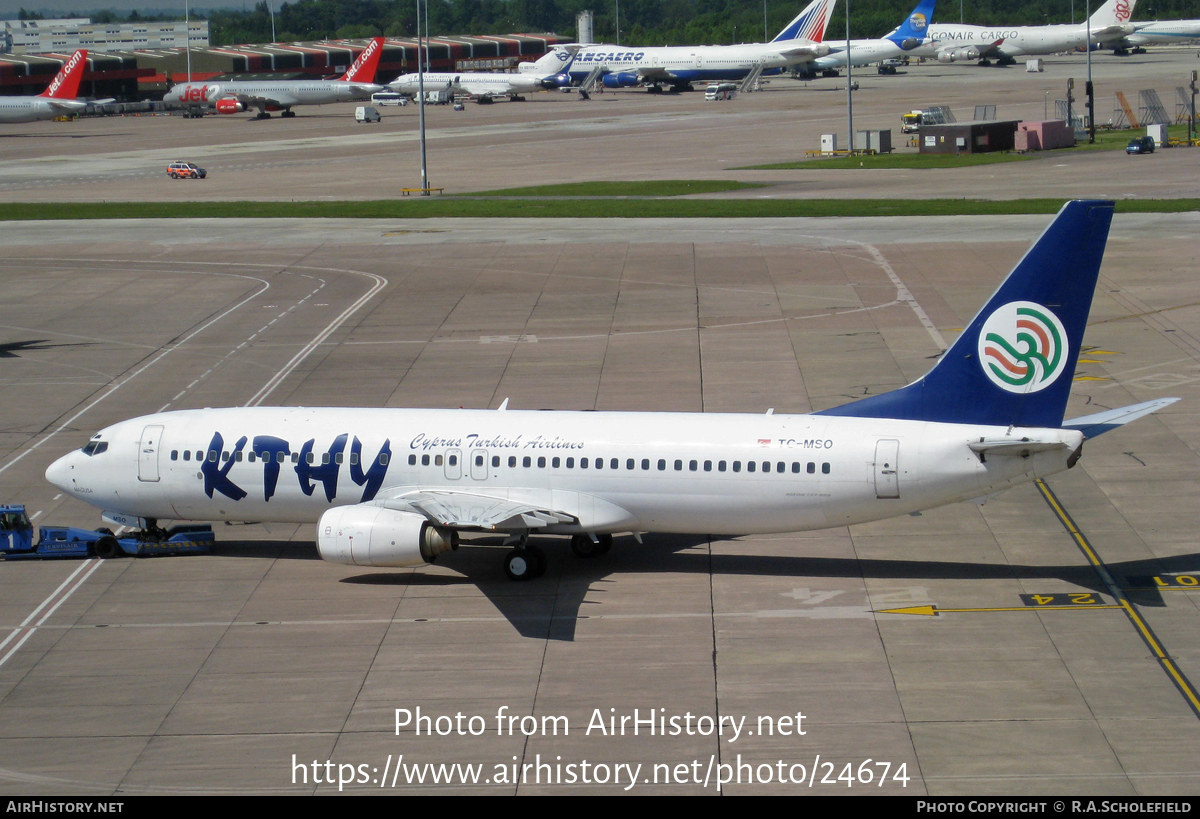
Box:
[45,452,75,492]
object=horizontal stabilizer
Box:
[969,438,1070,458]
[1063,398,1180,439]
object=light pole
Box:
[846,0,853,151]
[1086,0,1095,143]
[184,0,191,81]
[615,0,620,46]
[416,0,429,195]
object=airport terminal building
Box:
[0,32,568,99]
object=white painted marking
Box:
[0,560,103,670]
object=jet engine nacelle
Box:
[601,72,641,88]
[214,98,245,114]
[897,37,923,50]
[540,73,573,89]
[937,46,980,62]
[316,505,459,567]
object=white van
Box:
[354,106,381,123]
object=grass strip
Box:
[737,152,1034,170]
[459,180,766,196]
[2,198,1198,221]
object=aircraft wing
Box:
[623,66,672,82]
[1091,23,1136,40]
[772,42,831,60]
[230,90,301,108]
[46,100,87,112]
[375,490,579,530]
[453,79,515,97]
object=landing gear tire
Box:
[281,110,296,118]
[504,546,545,581]
[571,533,613,558]
[571,534,599,558]
[93,536,121,559]
[256,111,271,119]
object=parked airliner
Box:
[0,50,93,124]
[386,48,578,100]
[1101,7,1200,54]
[807,0,936,74]
[902,0,1135,64]
[45,202,1177,581]
[570,0,835,90]
[163,37,385,118]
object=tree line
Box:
[19,0,1200,47]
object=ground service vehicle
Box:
[0,504,213,560]
[901,106,954,133]
[167,161,207,179]
[1126,135,1156,154]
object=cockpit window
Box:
[81,441,109,456]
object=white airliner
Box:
[1102,13,1200,54]
[807,0,935,74]
[45,202,1178,582]
[569,0,835,90]
[386,48,578,100]
[0,50,92,124]
[902,0,1136,64]
[163,37,385,118]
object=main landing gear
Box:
[503,539,547,581]
[500,533,616,581]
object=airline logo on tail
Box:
[41,50,87,98]
[909,12,928,30]
[773,0,837,43]
[1114,0,1133,22]
[342,37,385,82]
[978,302,1068,393]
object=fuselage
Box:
[812,39,911,69]
[568,41,828,83]
[387,72,544,96]
[163,79,382,109]
[0,97,86,124]
[45,406,1082,536]
[910,22,1114,58]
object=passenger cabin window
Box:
[408,454,417,466]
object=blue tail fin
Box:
[816,200,1115,429]
[887,0,937,49]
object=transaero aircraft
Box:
[45,202,1178,582]
[571,0,836,90]
[386,48,578,100]
[900,0,1136,64]
[163,37,385,118]
[0,50,94,124]
[808,0,936,74]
